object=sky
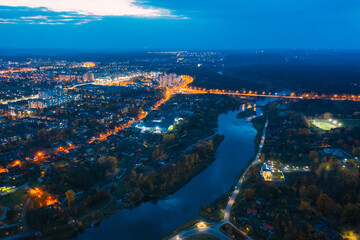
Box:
[1,0,360,50]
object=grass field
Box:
[311,120,337,130]
[0,189,28,208]
[341,119,360,127]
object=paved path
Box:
[0,207,9,221]
[169,119,268,240]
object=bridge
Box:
[177,87,360,102]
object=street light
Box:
[197,222,207,229]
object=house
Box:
[247,208,257,215]
[262,223,274,232]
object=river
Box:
[76,98,270,240]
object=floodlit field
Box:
[311,120,337,130]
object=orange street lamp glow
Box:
[197,222,207,229]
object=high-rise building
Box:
[82,72,94,82]
[159,74,183,88]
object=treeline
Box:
[225,63,360,95]
[327,127,360,158]
[46,156,119,192]
[286,99,360,119]
[170,67,263,92]
[124,136,223,203]
[26,189,110,235]
[26,205,71,235]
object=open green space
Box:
[0,189,27,208]
[340,119,360,127]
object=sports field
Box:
[311,120,337,130]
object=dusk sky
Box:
[1,0,360,50]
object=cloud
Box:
[0,6,102,24]
[0,0,179,24]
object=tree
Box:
[352,147,360,158]
[322,112,332,119]
[97,156,118,176]
[110,183,116,192]
[243,189,255,201]
[152,148,167,162]
[97,156,118,170]
[305,185,320,203]
[309,151,319,161]
[299,200,310,212]
[65,190,75,208]
[316,193,334,216]
[342,203,360,225]
[163,134,176,145]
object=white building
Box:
[82,72,94,82]
[159,74,183,88]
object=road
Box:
[223,119,268,222]
[67,82,95,89]
[0,95,39,105]
[0,82,96,105]
[171,224,231,240]
[169,119,268,240]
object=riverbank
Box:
[48,135,225,239]
[165,112,267,240]
[75,101,261,240]
[124,135,225,203]
[236,108,256,119]
[199,115,266,221]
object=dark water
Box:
[76,99,268,240]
